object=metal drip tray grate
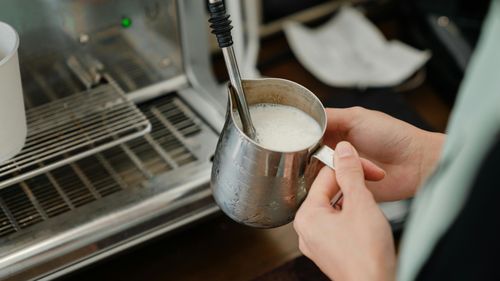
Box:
[0,94,208,238]
[0,80,151,190]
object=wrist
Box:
[343,257,395,281]
[374,258,396,281]
[417,130,446,187]
[368,252,396,281]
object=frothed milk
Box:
[235,103,322,151]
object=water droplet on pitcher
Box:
[269,201,279,210]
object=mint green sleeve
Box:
[397,0,500,280]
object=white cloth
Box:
[284,7,431,88]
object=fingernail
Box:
[336,142,353,158]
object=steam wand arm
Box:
[208,0,257,139]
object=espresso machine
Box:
[0,1,410,279]
[0,0,234,280]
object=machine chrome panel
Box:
[0,0,227,279]
[2,0,184,96]
[0,92,220,280]
[0,163,217,281]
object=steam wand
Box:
[208,0,257,140]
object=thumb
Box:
[334,141,367,204]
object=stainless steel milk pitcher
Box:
[211,78,337,228]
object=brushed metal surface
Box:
[221,47,257,139]
[0,0,183,95]
[211,78,337,228]
[0,163,216,281]
[0,0,245,279]
[0,93,219,280]
[0,77,151,190]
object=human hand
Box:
[294,141,396,281]
[325,107,445,201]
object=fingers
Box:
[325,108,358,134]
[325,107,366,139]
[303,166,340,209]
[334,141,366,201]
[361,158,385,181]
[325,107,385,182]
[303,146,383,209]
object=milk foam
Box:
[235,103,322,152]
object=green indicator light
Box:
[121,17,132,28]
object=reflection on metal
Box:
[0,167,218,281]
[0,78,151,190]
[0,94,212,238]
[66,54,104,89]
[0,0,223,279]
[0,93,219,281]
[2,0,184,96]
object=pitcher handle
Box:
[312,145,343,208]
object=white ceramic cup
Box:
[0,22,26,163]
